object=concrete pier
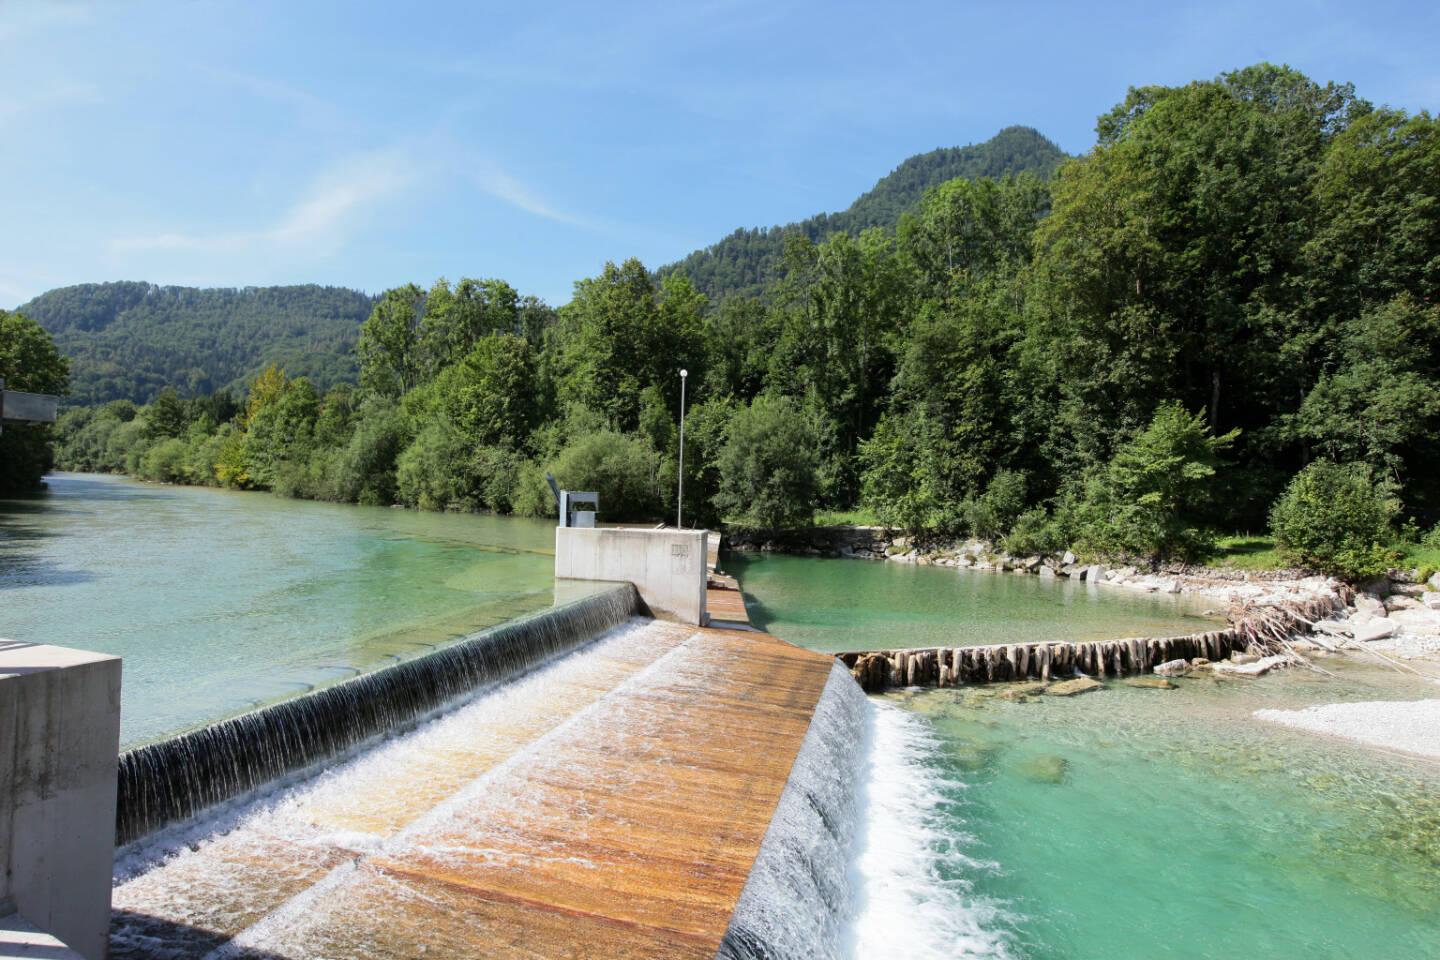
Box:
[0,641,121,960]
[555,527,710,624]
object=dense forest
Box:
[656,125,1067,301]
[16,282,375,406]
[24,64,1440,579]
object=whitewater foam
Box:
[842,699,1019,960]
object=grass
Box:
[1204,535,1286,571]
[811,507,885,527]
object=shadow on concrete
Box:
[110,910,297,960]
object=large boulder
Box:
[1354,595,1387,618]
[1045,677,1103,696]
[1352,618,1401,642]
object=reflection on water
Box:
[0,473,559,746]
[726,550,1221,652]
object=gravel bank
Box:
[1255,699,1440,761]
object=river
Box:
[733,552,1440,959]
[0,473,558,746]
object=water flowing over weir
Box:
[717,662,867,960]
[116,585,640,846]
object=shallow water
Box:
[733,553,1440,959]
[726,550,1220,652]
[0,473,559,746]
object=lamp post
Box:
[677,369,687,528]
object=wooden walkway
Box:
[112,582,842,960]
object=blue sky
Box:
[2,0,1437,308]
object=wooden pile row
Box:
[837,628,1244,693]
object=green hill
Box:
[16,282,376,405]
[658,125,1068,302]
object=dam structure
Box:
[106,529,862,960]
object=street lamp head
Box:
[679,369,687,378]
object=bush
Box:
[714,395,820,528]
[1269,460,1400,580]
[550,430,662,521]
[1072,402,1237,560]
[138,438,189,483]
[396,419,481,510]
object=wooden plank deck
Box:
[112,610,836,960]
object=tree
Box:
[0,309,70,493]
[714,395,820,528]
[357,284,424,397]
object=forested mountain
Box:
[17,282,375,405]
[657,125,1067,301]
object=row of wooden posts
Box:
[837,628,1244,693]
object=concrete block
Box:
[556,528,708,624]
[0,641,121,960]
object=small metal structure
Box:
[0,378,59,436]
[546,472,598,528]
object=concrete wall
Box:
[555,528,708,625]
[1,640,121,960]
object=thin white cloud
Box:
[472,162,594,228]
[200,66,340,121]
[111,149,414,256]
[0,0,94,43]
[0,80,102,124]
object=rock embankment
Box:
[1306,571,1440,661]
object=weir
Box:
[110,568,856,959]
[116,584,642,845]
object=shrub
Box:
[1269,460,1400,580]
[713,396,820,529]
[550,429,662,521]
[1072,402,1237,560]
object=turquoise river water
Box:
[732,552,1440,959]
[0,473,559,746]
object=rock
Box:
[1123,676,1175,689]
[1213,654,1292,676]
[999,681,1049,702]
[1154,658,1189,676]
[1038,566,1057,579]
[1423,592,1440,611]
[1190,657,1213,669]
[1314,620,1353,637]
[1354,595,1386,617]
[1353,618,1401,642]
[1062,551,1077,565]
[1080,564,1108,583]
[1061,564,1080,578]
[1164,579,1182,594]
[1229,652,1259,664]
[1387,595,1421,611]
[1430,571,1440,591]
[1022,555,1042,572]
[1015,755,1068,783]
[1044,677,1103,696]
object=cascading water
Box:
[717,660,868,960]
[716,665,1018,960]
[115,584,640,845]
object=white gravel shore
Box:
[1255,699,1440,761]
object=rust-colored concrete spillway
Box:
[111,585,841,960]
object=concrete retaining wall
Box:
[0,640,121,960]
[555,528,709,624]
